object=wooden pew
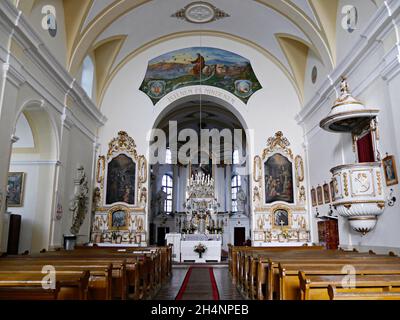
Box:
[0,245,171,300]
[36,249,156,299]
[279,263,400,300]
[0,263,113,300]
[0,271,89,300]
[0,257,128,299]
[297,272,400,300]
[232,246,324,290]
[257,251,400,300]
[328,284,400,300]
[38,247,164,297]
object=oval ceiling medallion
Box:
[185,2,215,24]
[172,1,229,24]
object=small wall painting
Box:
[383,155,398,186]
[317,185,324,206]
[323,182,331,204]
[311,187,317,207]
[7,172,26,207]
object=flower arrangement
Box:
[194,243,207,258]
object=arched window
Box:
[231,174,241,212]
[81,55,94,98]
[162,174,173,214]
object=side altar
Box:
[166,171,222,263]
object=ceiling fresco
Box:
[139,47,262,104]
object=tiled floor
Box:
[154,264,243,300]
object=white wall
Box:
[300,0,400,250]
[27,0,68,67]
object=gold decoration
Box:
[108,205,130,231]
[376,171,382,195]
[96,156,105,183]
[333,200,385,207]
[343,172,349,196]
[262,131,293,159]
[138,155,148,183]
[257,215,264,231]
[139,187,147,205]
[298,185,306,202]
[253,155,262,182]
[377,202,385,209]
[107,131,138,159]
[270,204,292,230]
[295,155,304,186]
[253,185,261,204]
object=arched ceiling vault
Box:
[25,0,344,107]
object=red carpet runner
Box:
[175,267,220,300]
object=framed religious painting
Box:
[329,180,336,202]
[317,185,324,206]
[382,155,398,186]
[323,182,331,204]
[272,205,292,230]
[7,172,26,207]
[108,206,129,230]
[264,153,294,204]
[311,187,317,207]
[106,154,136,205]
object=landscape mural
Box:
[139,47,262,104]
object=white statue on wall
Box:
[70,166,89,235]
[155,189,168,215]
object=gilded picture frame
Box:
[311,187,317,207]
[317,185,324,206]
[329,180,335,202]
[382,155,398,186]
[105,153,137,206]
[323,182,331,204]
[271,205,292,230]
[7,172,26,207]
[108,205,130,231]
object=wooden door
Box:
[157,227,169,246]
[234,227,246,246]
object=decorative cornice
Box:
[107,131,138,159]
[262,131,293,160]
[10,160,61,166]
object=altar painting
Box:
[106,154,136,205]
[139,47,262,104]
[264,153,294,203]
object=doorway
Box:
[234,227,246,246]
[157,227,169,246]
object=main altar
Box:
[166,171,222,263]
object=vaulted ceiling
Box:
[20,0,381,105]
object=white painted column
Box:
[0,68,23,252]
